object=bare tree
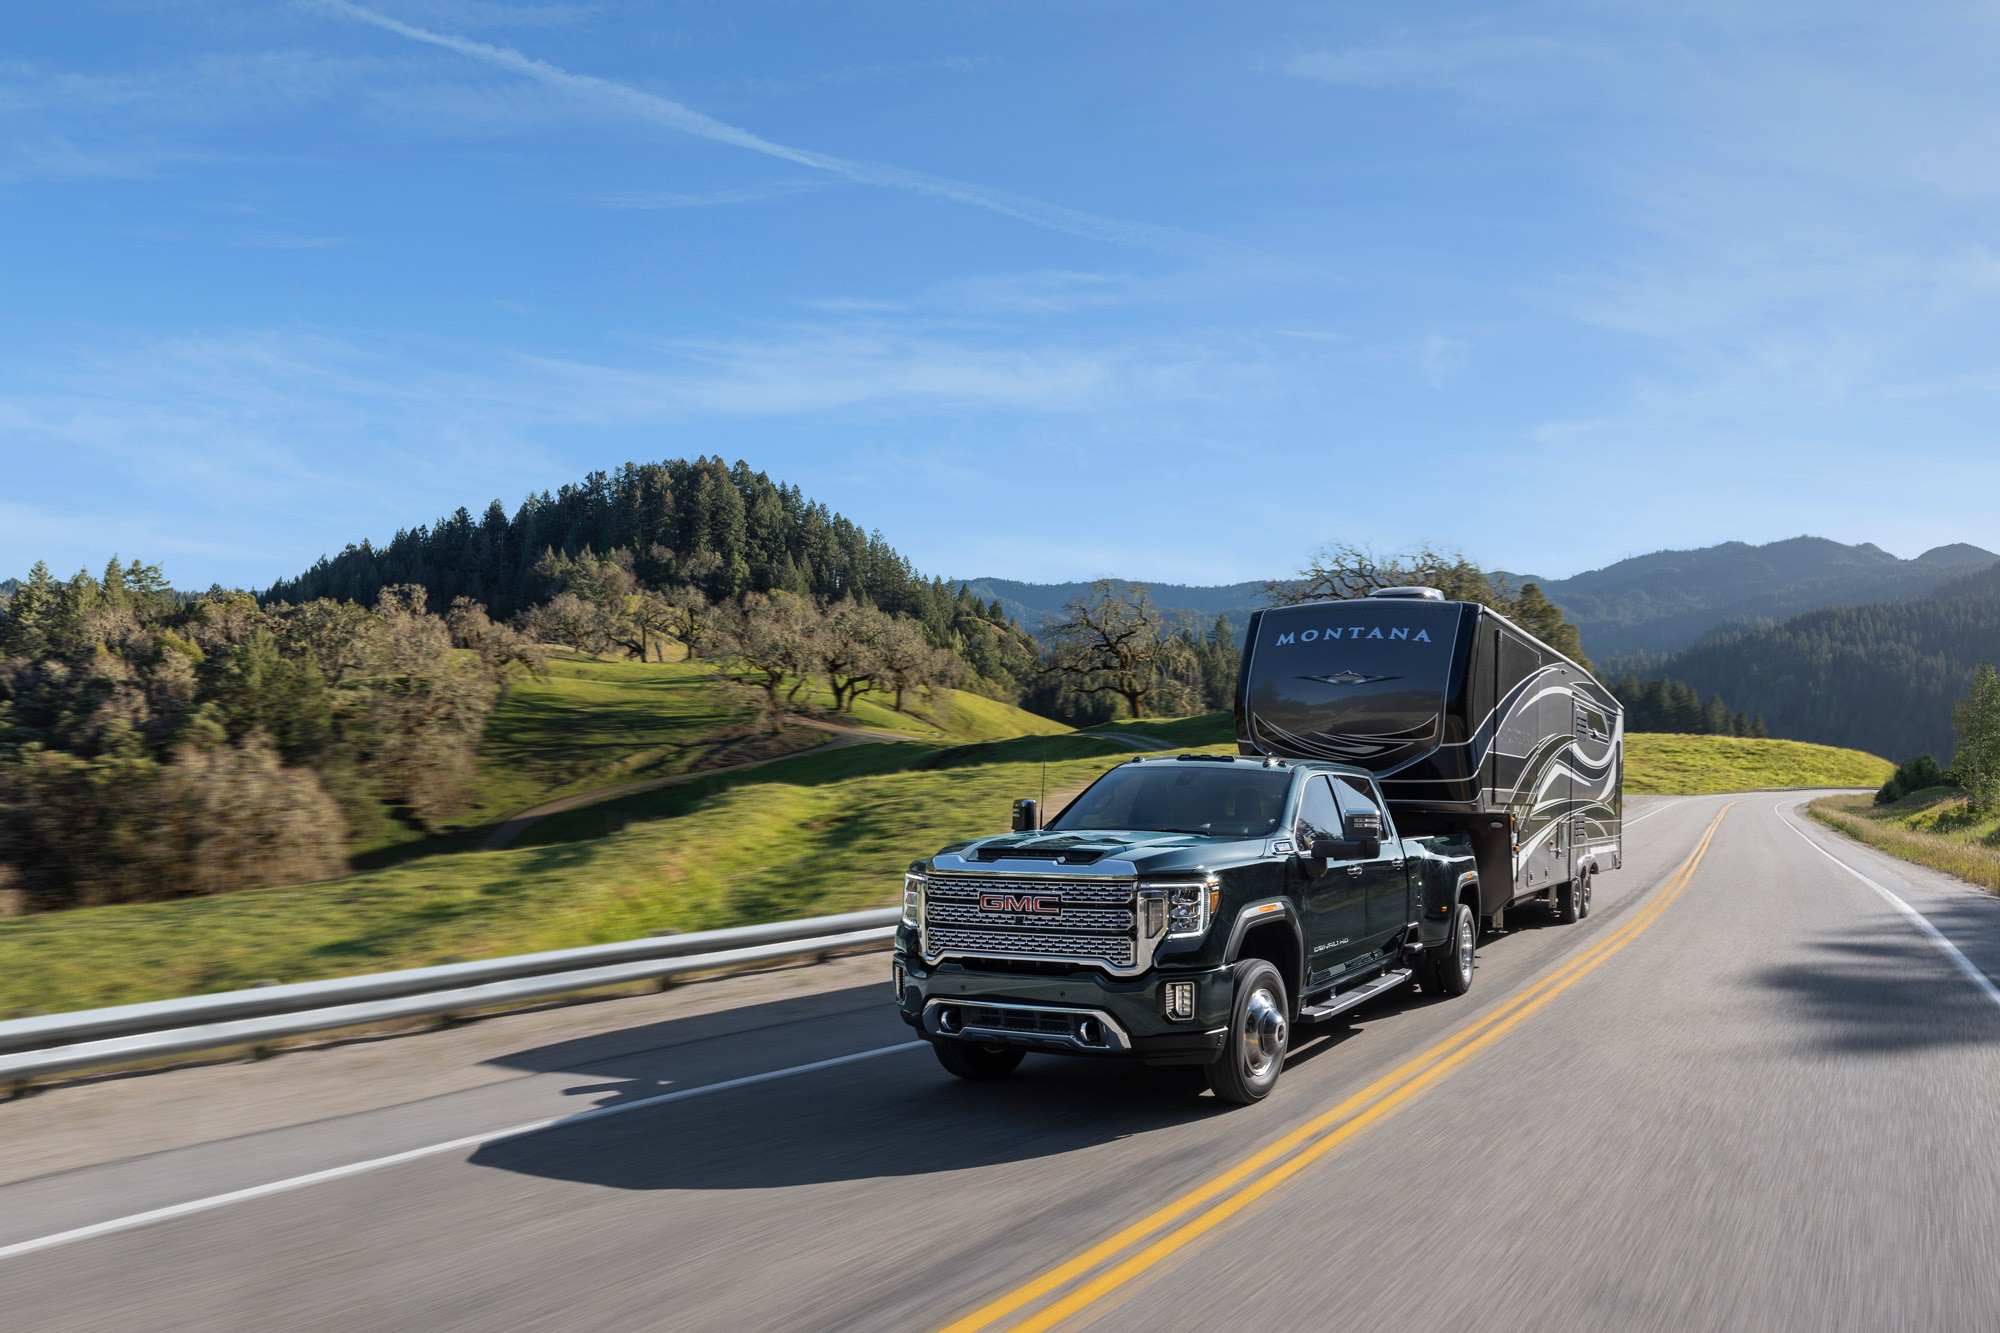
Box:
[875,615,959,713]
[717,591,819,723]
[817,601,890,713]
[660,585,716,661]
[1040,580,1178,719]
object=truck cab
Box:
[893,753,1481,1103]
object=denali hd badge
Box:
[980,892,1064,917]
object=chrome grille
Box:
[921,871,1140,973]
[925,902,1134,932]
[923,927,1135,969]
[924,874,1136,906]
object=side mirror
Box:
[1012,798,1040,832]
[1310,836,1380,862]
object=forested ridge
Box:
[267,456,952,628]
[1637,562,2000,762]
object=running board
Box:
[1297,967,1414,1023]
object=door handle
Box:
[1390,859,1405,869]
[1346,865,1363,877]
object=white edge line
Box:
[1777,804,2000,1009]
[0,1041,926,1264]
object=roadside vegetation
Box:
[0,727,1205,1016]
[1807,662,2000,893]
[1808,790,2000,895]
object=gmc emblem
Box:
[980,893,1063,917]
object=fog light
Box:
[1164,980,1196,1022]
[939,1006,962,1033]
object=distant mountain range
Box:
[1646,561,2000,762]
[1508,537,1999,661]
[966,537,1999,664]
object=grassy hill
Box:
[0,729,1184,1015]
[1625,734,1892,794]
[349,653,1066,862]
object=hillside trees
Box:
[0,561,535,912]
[1035,582,1240,720]
[1612,676,1768,738]
[1626,562,2000,761]
[1952,662,2000,813]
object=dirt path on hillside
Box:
[480,719,895,852]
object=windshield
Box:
[1047,763,1292,837]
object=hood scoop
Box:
[973,838,1120,865]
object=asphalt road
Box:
[4,791,1999,1331]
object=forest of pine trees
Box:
[1625,562,2000,763]
[1611,676,1767,738]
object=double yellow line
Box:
[941,803,1735,1333]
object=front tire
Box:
[1205,959,1289,1105]
[933,1040,1024,1081]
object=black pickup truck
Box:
[892,753,1481,1103]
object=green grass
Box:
[1625,733,1893,795]
[349,654,1069,864]
[0,725,1222,1016]
[1808,789,2000,894]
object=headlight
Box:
[1156,879,1218,938]
[901,872,925,928]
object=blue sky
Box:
[4,0,1998,591]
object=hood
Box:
[929,829,1257,877]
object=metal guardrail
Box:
[0,908,900,1085]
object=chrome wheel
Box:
[1240,985,1288,1081]
[1454,910,1475,988]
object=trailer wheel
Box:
[933,1041,1024,1081]
[1205,959,1289,1105]
[1426,902,1476,997]
[1558,866,1592,924]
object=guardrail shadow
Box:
[1753,903,2000,1054]
[468,983,1226,1192]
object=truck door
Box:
[1295,775,1371,987]
[1333,775,1409,952]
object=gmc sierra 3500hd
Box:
[891,586,1623,1104]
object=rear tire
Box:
[1558,866,1592,923]
[1205,959,1289,1105]
[933,1041,1024,1081]
[1425,902,1476,997]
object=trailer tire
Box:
[1205,959,1289,1105]
[933,1040,1024,1081]
[1426,902,1476,997]
[1558,866,1592,923]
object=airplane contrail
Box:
[314,0,1226,259]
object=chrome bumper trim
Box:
[921,998,1134,1053]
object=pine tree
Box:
[1951,662,2000,813]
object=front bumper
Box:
[894,950,1232,1066]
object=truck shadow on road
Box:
[467,983,1248,1192]
[1753,907,2000,1053]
